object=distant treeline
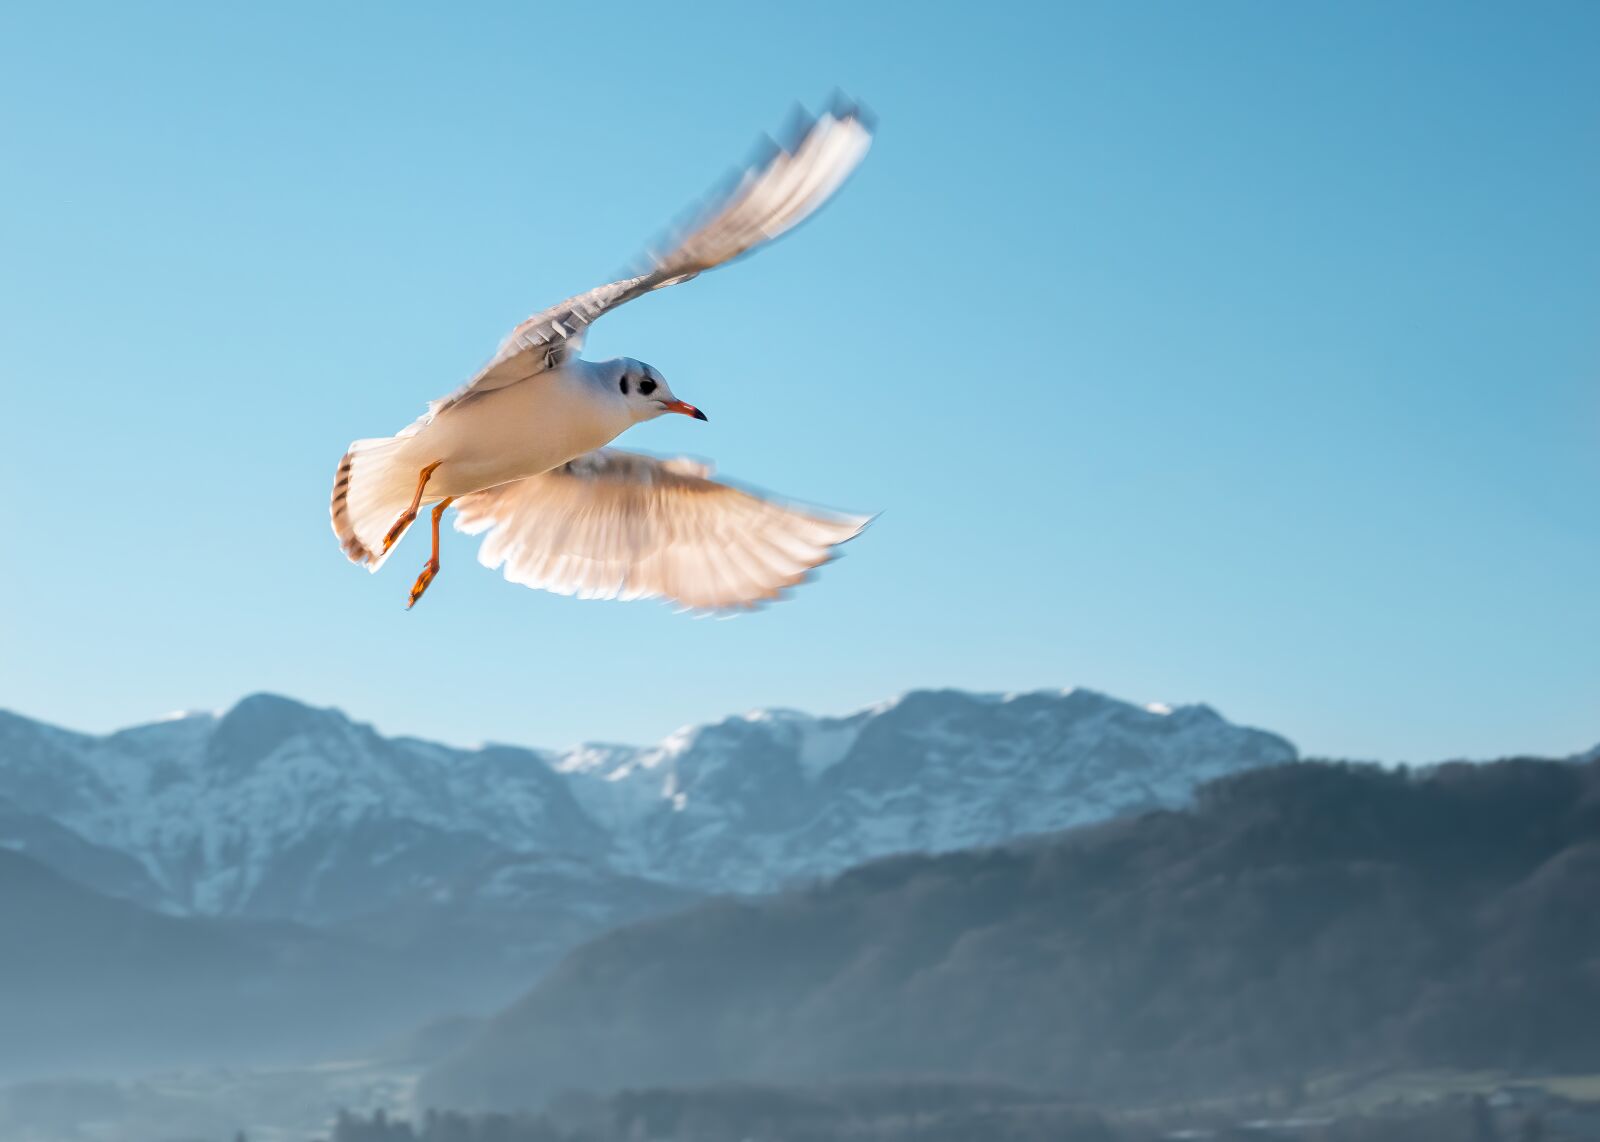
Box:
[321,1080,1549,1142]
[325,1082,1129,1142]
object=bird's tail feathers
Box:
[330,435,420,572]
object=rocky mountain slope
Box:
[0,697,604,920]
[0,688,1295,984]
[558,688,1296,892]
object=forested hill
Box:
[424,756,1600,1111]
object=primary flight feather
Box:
[329,96,875,610]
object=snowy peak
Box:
[0,687,1296,925]
[207,692,349,772]
[551,687,1297,892]
[0,694,603,923]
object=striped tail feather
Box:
[330,435,419,572]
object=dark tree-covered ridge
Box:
[423,757,1600,1110]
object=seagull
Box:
[331,97,875,611]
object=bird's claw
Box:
[407,559,440,610]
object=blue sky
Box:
[1,1,1595,761]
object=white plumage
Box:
[329,96,875,610]
[455,451,868,611]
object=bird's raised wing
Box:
[452,449,870,611]
[432,96,874,416]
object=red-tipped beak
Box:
[664,400,708,421]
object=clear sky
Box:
[1,1,1595,762]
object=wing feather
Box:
[452,449,869,611]
[431,97,873,417]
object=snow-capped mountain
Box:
[0,687,1296,934]
[558,688,1298,892]
[0,696,604,922]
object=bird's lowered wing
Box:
[452,449,870,610]
[431,96,874,416]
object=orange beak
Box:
[664,400,709,421]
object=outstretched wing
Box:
[452,449,870,611]
[432,96,874,416]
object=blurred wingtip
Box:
[841,509,879,542]
[776,103,818,154]
[825,89,877,135]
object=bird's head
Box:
[607,358,707,425]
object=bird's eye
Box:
[638,379,657,396]
[619,376,630,395]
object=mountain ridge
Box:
[0,686,1295,912]
[0,845,432,1076]
[0,686,1297,1000]
[421,755,1600,1111]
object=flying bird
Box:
[331,98,875,611]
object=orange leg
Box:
[407,497,455,610]
[383,460,443,554]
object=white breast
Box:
[403,365,629,499]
